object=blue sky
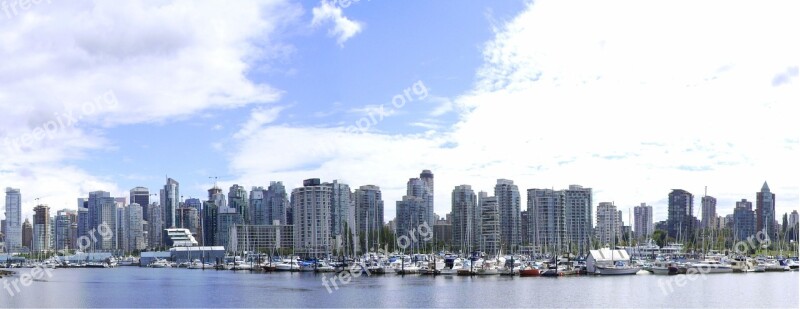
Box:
[1,0,797,225]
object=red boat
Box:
[519,268,540,277]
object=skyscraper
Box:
[125,203,145,251]
[395,195,427,252]
[527,188,566,252]
[88,191,117,251]
[451,185,479,252]
[667,189,695,240]
[701,195,717,230]
[4,188,21,252]
[228,184,248,224]
[249,187,268,225]
[734,199,756,242]
[596,202,620,245]
[327,180,353,238]
[266,182,288,225]
[479,196,500,255]
[202,200,218,246]
[633,203,653,240]
[147,202,163,249]
[495,179,521,250]
[419,170,435,226]
[54,209,76,251]
[130,187,150,219]
[161,177,180,230]
[354,185,383,236]
[564,185,592,253]
[33,204,51,252]
[756,182,776,240]
[292,179,332,257]
[216,207,241,248]
[22,218,32,250]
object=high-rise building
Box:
[395,195,427,252]
[33,205,51,252]
[327,180,353,238]
[480,196,501,255]
[177,207,199,237]
[354,185,383,238]
[22,218,32,250]
[596,202,621,245]
[733,200,756,242]
[292,179,332,257]
[249,187,268,225]
[495,179,521,250]
[130,187,150,219]
[451,185,479,252]
[125,203,145,252]
[216,207,241,248]
[266,182,288,225]
[147,202,163,249]
[202,200,218,246]
[228,184,248,224]
[527,188,566,252]
[564,185,592,253]
[667,189,695,240]
[633,203,653,240]
[756,182,776,240]
[184,198,202,213]
[4,188,22,252]
[701,195,717,230]
[54,209,76,251]
[790,210,799,228]
[88,191,117,251]
[420,170,435,226]
[161,178,180,230]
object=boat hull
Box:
[594,266,640,275]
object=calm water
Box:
[1,267,797,308]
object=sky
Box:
[1,0,798,227]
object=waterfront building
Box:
[327,180,354,240]
[165,228,198,247]
[177,207,200,236]
[22,218,32,250]
[266,182,289,225]
[88,191,117,251]
[229,223,294,253]
[125,203,145,252]
[4,188,21,252]
[527,188,566,252]
[756,182,776,240]
[291,179,332,257]
[596,202,621,246]
[451,185,479,252]
[202,200,218,247]
[161,177,180,231]
[249,187,268,225]
[564,185,592,254]
[216,207,241,249]
[54,209,76,251]
[148,202,163,249]
[495,179,521,250]
[433,217,452,248]
[701,195,717,230]
[407,170,434,226]
[633,203,653,240]
[479,196,501,255]
[395,195,428,252]
[130,187,150,219]
[355,184,384,249]
[33,204,51,252]
[667,189,695,240]
[228,184,249,224]
[734,199,756,242]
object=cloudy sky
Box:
[1,0,797,226]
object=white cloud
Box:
[228,0,800,224]
[234,106,286,139]
[0,0,298,221]
[310,0,363,46]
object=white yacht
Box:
[149,259,170,268]
[275,260,300,272]
[685,260,733,273]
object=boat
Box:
[651,261,680,275]
[148,259,170,268]
[595,260,641,275]
[187,259,205,269]
[519,266,541,277]
[275,260,300,272]
[685,260,733,274]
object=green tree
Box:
[652,230,668,248]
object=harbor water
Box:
[1,268,797,308]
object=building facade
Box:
[291,179,332,257]
[756,182,776,240]
[667,189,695,240]
[527,188,566,252]
[479,196,501,255]
[33,205,51,252]
[161,178,180,231]
[633,203,653,240]
[701,195,717,230]
[4,188,21,252]
[564,185,592,253]
[451,185,479,252]
[495,179,521,250]
[596,202,621,246]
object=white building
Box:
[495,179,521,250]
[480,196,501,255]
[451,185,479,253]
[125,203,145,251]
[586,247,631,273]
[596,202,621,246]
[292,179,332,257]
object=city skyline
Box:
[0,1,797,229]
